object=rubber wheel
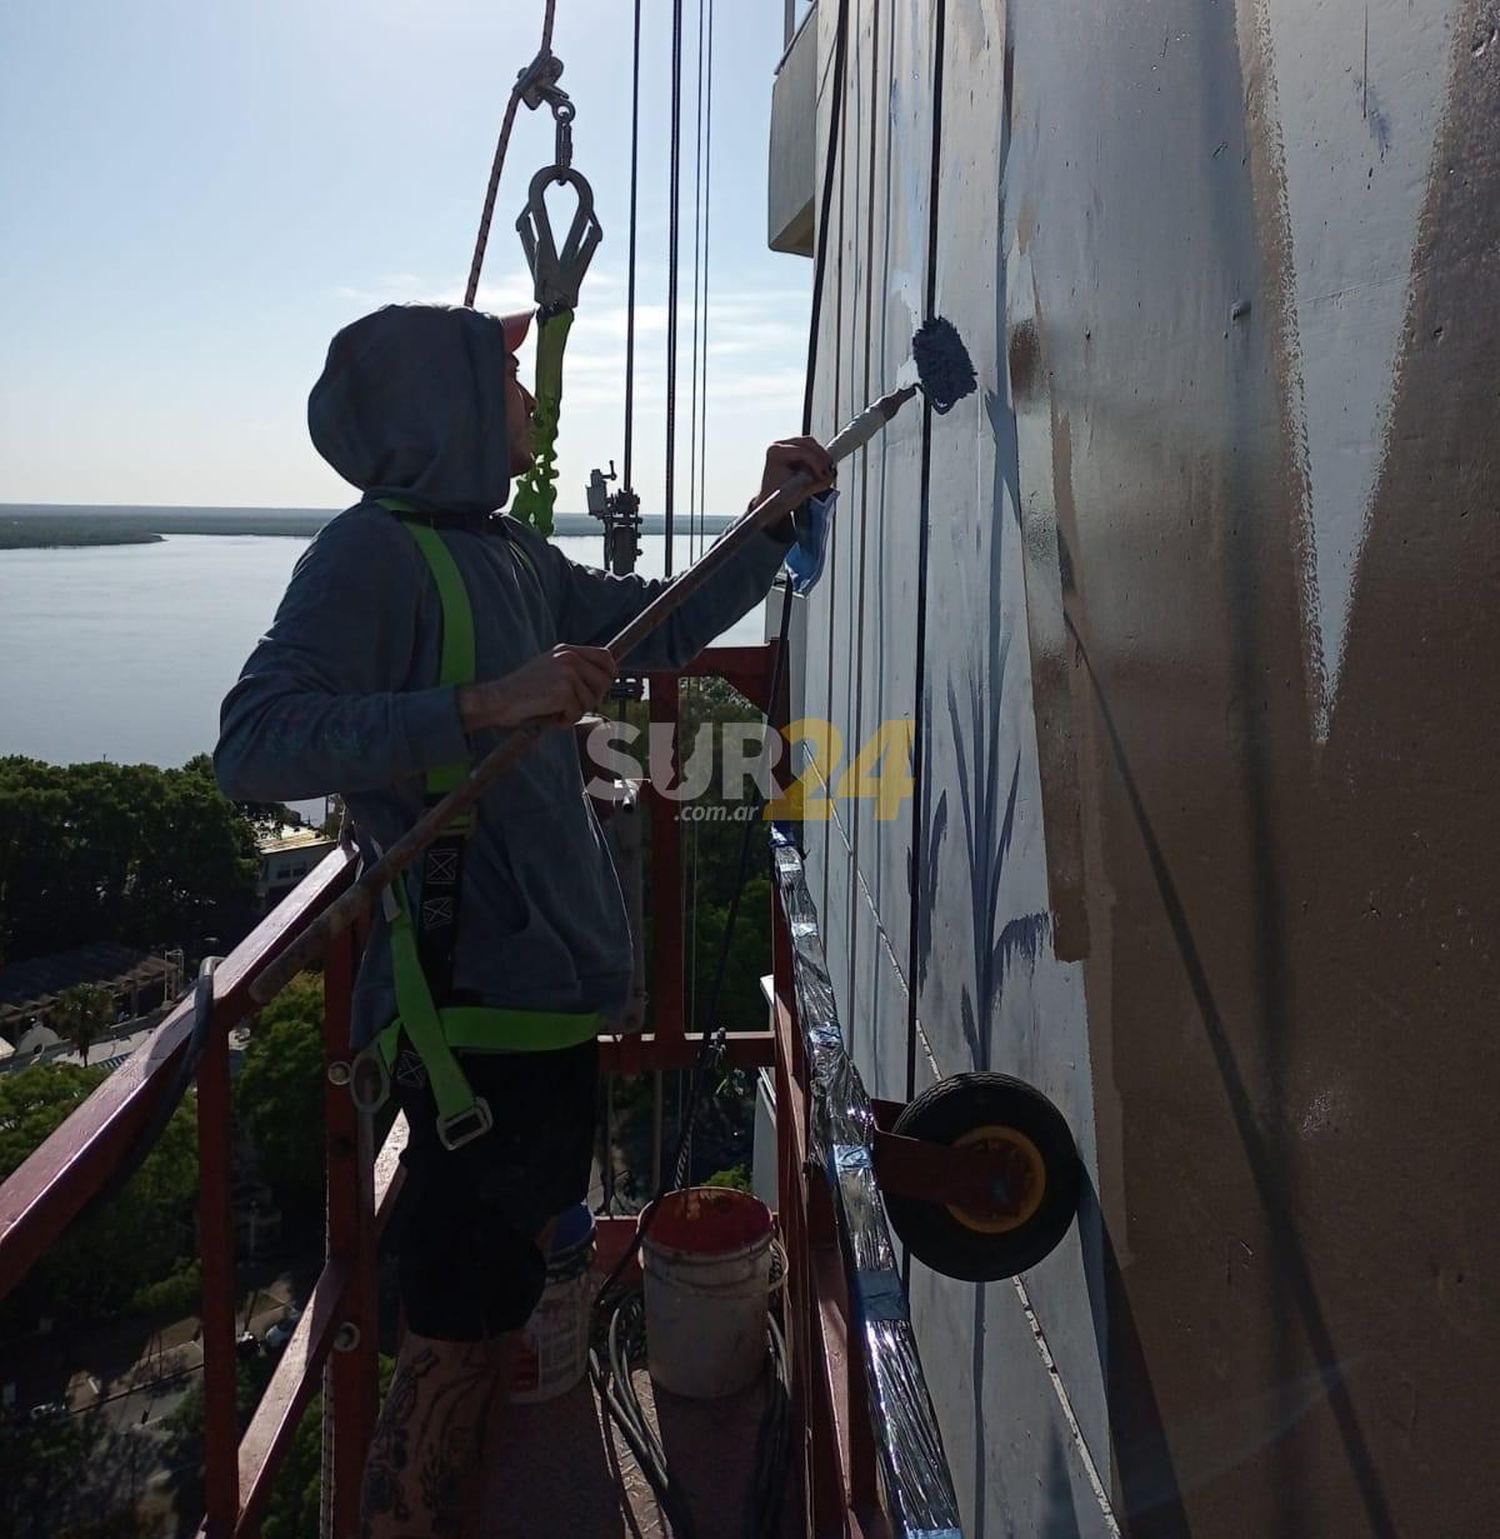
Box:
[883,1072,1081,1282]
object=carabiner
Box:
[517,165,603,316]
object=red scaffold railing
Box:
[0,642,959,1538]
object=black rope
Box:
[845,0,883,1026]
[589,1271,792,1539]
[592,0,848,1423]
[588,17,846,1538]
[596,0,847,1256]
[464,0,560,306]
[669,0,847,1201]
[810,0,851,931]
[900,0,949,1295]
[683,0,710,1109]
[698,0,715,550]
[622,0,642,490]
[801,0,850,439]
[668,150,802,1184]
[597,3,645,1224]
[664,0,685,576]
[590,1290,699,1535]
[687,0,707,559]
[593,608,794,1298]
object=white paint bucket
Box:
[641,1186,774,1399]
[512,1203,596,1404]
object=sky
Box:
[0,0,811,520]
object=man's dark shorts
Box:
[388,1039,598,1341]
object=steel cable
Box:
[591,2,846,1523]
[594,0,848,1315]
[697,0,714,552]
[598,0,645,1222]
[682,0,715,1171]
[802,0,850,437]
[903,0,948,1120]
[622,0,643,488]
[664,0,685,575]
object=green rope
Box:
[510,308,574,535]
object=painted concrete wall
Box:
[785,1,1498,1535]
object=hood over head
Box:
[308,303,524,521]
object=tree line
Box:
[0,753,261,970]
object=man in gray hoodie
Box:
[215,302,831,1535]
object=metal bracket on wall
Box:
[870,1096,1027,1214]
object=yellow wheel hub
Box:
[945,1125,1046,1235]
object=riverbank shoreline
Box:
[1,503,733,550]
[1,524,165,549]
[1,505,329,550]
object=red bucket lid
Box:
[641,1186,773,1257]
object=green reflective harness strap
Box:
[383,882,488,1140]
[375,1003,600,1070]
[508,308,574,536]
[356,499,604,1148]
[393,515,475,803]
[375,502,487,1140]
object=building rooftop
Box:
[256,823,336,857]
[0,943,172,1035]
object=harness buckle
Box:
[436,1095,494,1152]
[517,165,602,315]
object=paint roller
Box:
[249,316,977,1004]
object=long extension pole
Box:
[248,386,916,1007]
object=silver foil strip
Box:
[772,835,964,1538]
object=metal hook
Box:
[514,48,575,168]
[517,164,603,314]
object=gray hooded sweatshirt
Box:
[215,304,790,1048]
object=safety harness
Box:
[352,41,604,1145]
[356,501,599,1150]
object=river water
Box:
[0,533,765,774]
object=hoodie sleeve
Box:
[214,508,470,801]
[529,523,793,670]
